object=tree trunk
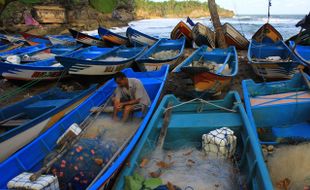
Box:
[208,0,227,48]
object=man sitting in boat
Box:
[113,72,150,122]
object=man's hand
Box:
[115,102,123,109]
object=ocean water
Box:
[88,15,304,40]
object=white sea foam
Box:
[83,15,302,40]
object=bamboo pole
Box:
[208,0,227,48]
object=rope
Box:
[0,65,68,102]
[0,77,46,102]
[231,0,245,36]
[164,98,238,113]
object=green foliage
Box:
[19,0,42,4]
[90,0,117,13]
[135,0,210,16]
[0,0,5,5]
[134,0,233,17]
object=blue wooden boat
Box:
[20,32,52,46]
[113,91,273,190]
[0,58,65,81]
[98,26,129,46]
[286,29,310,46]
[136,38,186,71]
[0,42,24,53]
[0,36,10,46]
[126,27,158,46]
[242,73,310,143]
[0,44,82,80]
[252,23,283,43]
[1,44,82,63]
[47,35,76,46]
[173,45,238,93]
[289,41,310,67]
[0,66,169,189]
[1,34,27,44]
[242,71,310,189]
[171,21,193,47]
[223,23,249,50]
[192,22,215,48]
[0,43,47,57]
[56,46,146,75]
[248,40,302,79]
[0,84,97,163]
[69,28,107,47]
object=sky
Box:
[151,0,310,15]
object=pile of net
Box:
[22,53,56,62]
[252,56,293,62]
[127,127,239,190]
[149,50,179,60]
[191,60,231,75]
[49,138,119,190]
[263,143,310,189]
[101,56,128,62]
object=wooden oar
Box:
[157,102,173,149]
[30,95,113,181]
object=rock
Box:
[112,8,134,22]
[267,145,274,152]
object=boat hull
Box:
[98,27,129,46]
[252,23,283,43]
[0,43,24,53]
[67,61,133,75]
[126,27,158,46]
[174,46,238,93]
[191,72,232,92]
[250,62,300,79]
[57,46,146,75]
[286,29,310,46]
[289,41,310,67]
[192,22,215,48]
[48,36,76,46]
[20,32,52,46]
[0,61,65,81]
[0,87,95,162]
[2,68,65,81]
[248,40,302,79]
[171,21,193,47]
[223,23,249,50]
[69,28,106,47]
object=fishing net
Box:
[136,147,239,190]
[48,115,140,190]
[100,56,128,61]
[131,127,240,190]
[49,138,119,190]
[149,50,179,60]
[264,142,310,189]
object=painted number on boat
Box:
[31,71,63,78]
